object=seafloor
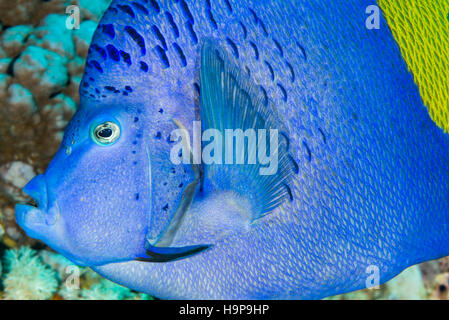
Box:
[0,0,447,300]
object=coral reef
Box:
[2,246,58,300]
[0,247,151,300]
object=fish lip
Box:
[16,174,59,229]
[22,175,48,212]
[15,203,46,239]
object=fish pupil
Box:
[98,128,113,138]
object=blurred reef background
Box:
[0,0,448,300]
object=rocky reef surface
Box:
[0,0,448,300]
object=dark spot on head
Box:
[139,61,149,72]
[224,0,233,13]
[249,41,259,60]
[179,0,194,24]
[206,9,217,29]
[296,41,307,60]
[265,61,274,81]
[273,38,283,57]
[120,51,132,65]
[289,155,299,174]
[134,117,139,122]
[154,45,170,68]
[117,4,135,18]
[149,0,160,13]
[173,42,187,67]
[135,193,140,200]
[249,8,258,24]
[259,19,268,36]
[131,1,149,15]
[260,85,268,106]
[155,132,162,139]
[106,44,120,61]
[193,83,200,96]
[165,11,179,38]
[125,26,146,55]
[318,128,327,144]
[286,61,295,83]
[303,140,312,162]
[158,108,163,113]
[239,21,247,39]
[92,44,107,60]
[186,21,198,45]
[90,60,103,73]
[102,24,115,39]
[226,38,239,59]
[163,204,169,211]
[277,83,287,102]
[151,25,167,50]
[284,183,293,201]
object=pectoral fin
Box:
[200,39,298,219]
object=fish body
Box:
[15,0,449,299]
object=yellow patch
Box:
[378,0,449,132]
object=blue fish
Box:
[15,0,449,299]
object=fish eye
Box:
[91,121,120,146]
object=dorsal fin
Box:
[200,39,296,219]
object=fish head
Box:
[15,102,151,266]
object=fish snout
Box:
[23,174,48,211]
[15,174,60,238]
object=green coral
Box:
[3,247,58,300]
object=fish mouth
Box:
[25,197,39,208]
[20,174,48,211]
[15,174,59,237]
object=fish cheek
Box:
[53,143,149,265]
